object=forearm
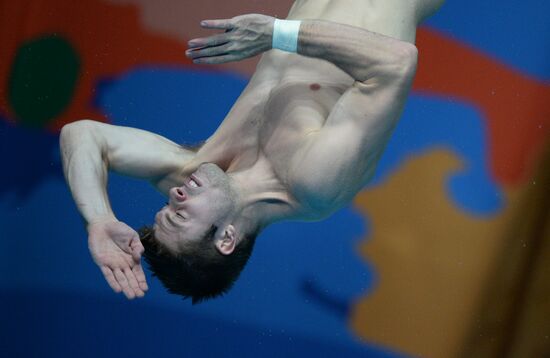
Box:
[187,14,417,82]
[60,121,116,227]
[297,20,418,82]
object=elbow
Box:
[60,119,95,139]
[373,43,418,83]
[398,43,418,71]
[61,119,94,132]
[389,43,418,80]
[60,122,78,146]
[60,119,99,150]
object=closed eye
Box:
[189,178,199,188]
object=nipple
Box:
[309,83,321,91]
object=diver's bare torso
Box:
[59,0,446,301]
[182,0,442,220]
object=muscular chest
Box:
[257,79,345,175]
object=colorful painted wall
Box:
[1,1,549,357]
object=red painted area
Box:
[414,27,550,185]
[310,83,321,91]
[0,0,191,130]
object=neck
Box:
[185,138,299,230]
[227,158,296,231]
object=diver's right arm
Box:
[60,120,193,224]
[60,120,193,299]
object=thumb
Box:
[130,236,145,261]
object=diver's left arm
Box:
[185,14,417,83]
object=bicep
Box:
[84,120,194,181]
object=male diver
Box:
[60,0,445,302]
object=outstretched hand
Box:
[88,219,148,299]
[186,14,275,64]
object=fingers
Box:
[133,263,149,292]
[103,264,146,299]
[186,43,232,60]
[188,33,230,49]
[124,267,145,298]
[100,266,122,293]
[200,19,234,30]
[192,54,240,65]
[114,268,141,300]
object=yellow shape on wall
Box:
[350,149,520,358]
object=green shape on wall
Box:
[8,35,80,127]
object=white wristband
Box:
[272,19,301,53]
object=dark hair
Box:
[139,225,258,304]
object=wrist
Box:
[272,19,301,53]
[87,214,118,231]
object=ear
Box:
[215,225,238,255]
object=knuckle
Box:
[227,43,238,53]
[217,35,228,45]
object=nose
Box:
[170,187,186,202]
